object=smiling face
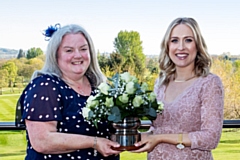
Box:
[57,33,91,80]
[168,24,197,71]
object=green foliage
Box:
[26,47,43,59]
[0,69,9,88]
[114,30,146,75]
[146,58,159,74]
[0,56,44,88]
[211,58,240,119]
[2,61,18,87]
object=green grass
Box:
[0,89,240,160]
[212,129,240,159]
[0,94,20,122]
[0,131,26,160]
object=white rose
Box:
[98,83,110,95]
[118,93,129,103]
[105,97,114,107]
[149,92,156,102]
[86,95,96,104]
[131,76,138,83]
[120,72,131,83]
[157,101,164,111]
[141,82,148,93]
[132,95,144,107]
[82,107,90,119]
[126,81,136,94]
[86,95,99,108]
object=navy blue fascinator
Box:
[43,23,61,41]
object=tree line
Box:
[0,30,239,119]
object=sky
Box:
[0,0,240,55]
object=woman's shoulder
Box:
[23,74,63,92]
[199,73,223,90]
[31,74,64,86]
[202,73,222,84]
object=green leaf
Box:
[113,115,121,122]
[88,110,94,118]
[93,121,98,129]
[111,106,120,115]
[148,107,157,117]
[108,114,116,121]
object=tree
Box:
[109,52,123,72]
[0,69,8,95]
[26,47,43,59]
[98,52,110,72]
[1,61,18,91]
[17,49,25,59]
[114,30,146,75]
[146,57,159,74]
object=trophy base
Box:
[111,144,143,151]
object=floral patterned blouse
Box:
[148,73,224,160]
[16,74,119,160]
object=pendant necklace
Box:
[173,75,196,82]
[63,77,90,95]
[75,80,91,95]
[77,85,87,95]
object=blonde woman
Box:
[133,17,224,160]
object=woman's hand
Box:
[95,137,121,157]
[131,133,161,153]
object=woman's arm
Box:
[133,75,224,152]
[188,75,224,150]
[132,132,191,153]
[26,120,120,156]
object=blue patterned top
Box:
[17,74,119,160]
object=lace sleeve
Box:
[188,75,224,150]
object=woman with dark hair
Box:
[132,17,224,160]
[16,24,120,160]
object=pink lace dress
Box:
[148,73,224,160]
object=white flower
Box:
[82,107,90,119]
[118,93,129,103]
[86,95,99,108]
[86,95,96,104]
[126,81,136,94]
[131,76,138,83]
[98,83,110,95]
[105,97,114,107]
[149,92,156,102]
[132,95,144,107]
[141,82,148,93]
[120,72,132,83]
[157,101,164,111]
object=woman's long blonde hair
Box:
[158,17,212,86]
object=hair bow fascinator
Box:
[42,23,61,41]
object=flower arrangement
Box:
[82,72,164,127]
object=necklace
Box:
[174,75,196,82]
[63,77,90,95]
[77,86,88,95]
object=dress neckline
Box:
[163,76,202,105]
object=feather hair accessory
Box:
[42,23,61,41]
